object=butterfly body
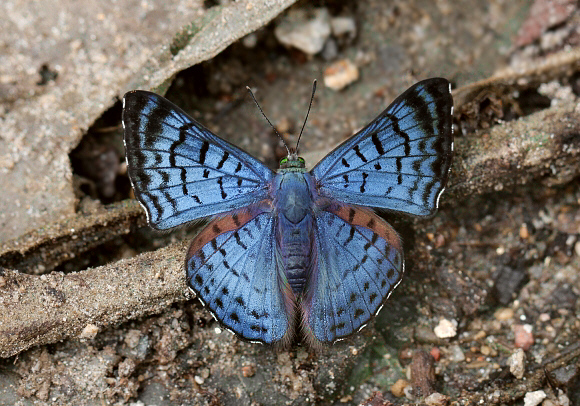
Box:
[273,168,315,295]
[123,78,454,347]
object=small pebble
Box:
[480,345,491,356]
[550,363,579,386]
[399,347,414,361]
[78,324,99,339]
[118,358,136,377]
[523,390,546,406]
[323,59,359,90]
[274,8,331,55]
[554,208,580,234]
[403,385,415,400]
[494,307,514,321]
[575,240,580,257]
[391,378,410,397]
[242,33,258,48]
[125,329,142,349]
[519,223,529,239]
[434,318,457,338]
[330,16,356,38]
[557,390,571,406]
[0,276,6,287]
[539,313,551,322]
[340,394,353,403]
[415,325,441,344]
[508,348,526,379]
[434,234,445,248]
[430,347,441,361]
[424,392,450,406]
[448,345,465,362]
[194,375,204,385]
[514,324,534,350]
[241,365,256,377]
[199,368,210,379]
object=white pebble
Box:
[424,392,450,406]
[557,389,570,406]
[434,318,457,338]
[508,348,526,379]
[539,313,551,322]
[78,324,99,339]
[323,59,359,91]
[448,345,465,362]
[274,8,331,55]
[330,16,356,38]
[523,390,546,406]
[242,33,258,48]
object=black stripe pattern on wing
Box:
[310,78,454,217]
[123,91,274,229]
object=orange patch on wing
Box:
[327,204,402,252]
[186,201,271,258]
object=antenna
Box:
[246,86,290,156]
[295,79,317,155]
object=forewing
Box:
[301,205,403,346]
[186,206,295,345]
[311,78,453,217]
[123,90,274,229]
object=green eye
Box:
[298,157,305,164]
[280,157,288,165]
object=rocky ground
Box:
[0,0,579,405]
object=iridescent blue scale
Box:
[123,78,453,346]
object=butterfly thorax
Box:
[273,170,316,296]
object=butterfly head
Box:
[279,154,306,169]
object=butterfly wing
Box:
[301,204,403,346]
[123,90,274,229]
[311,78,453,217]
[186,205,295,345]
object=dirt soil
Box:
[0,0,579,405]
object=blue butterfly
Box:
[122,78,453,347]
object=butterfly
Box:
[122,78,453,347]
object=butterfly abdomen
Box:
[277,213,314,295]
[274,171,317,296]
